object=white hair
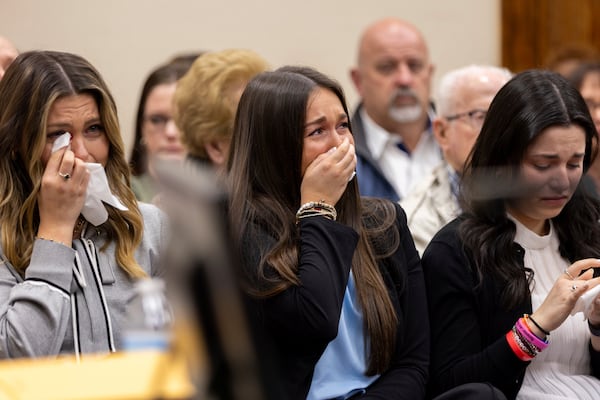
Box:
[436,64,513,116]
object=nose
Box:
[549,166,570,192]
[70,133,89,161]
[394,63,414,87]
[164,119,179,139]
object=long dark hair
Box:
[227,66,399,374]
[459,69,600,309]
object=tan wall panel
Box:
[1,0,500,157]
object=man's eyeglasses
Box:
[444,109,487,130]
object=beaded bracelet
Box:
[296,208,337,222]
[512,325,539,357]
[506,315,552,362]
[296,201,337,223]
[506,330,534,361]
[516,317,548,350]
[512,328,537,359]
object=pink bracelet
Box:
[516,317,549,351]
[506,330,534,361]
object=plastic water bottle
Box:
[122,278,173,351]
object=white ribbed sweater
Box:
[508,215,600,399]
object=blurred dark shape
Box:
[544,42,600,78]
[154,159,283,400]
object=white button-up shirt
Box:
[361,108,442,199]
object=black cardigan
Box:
[241,203,429,400]
[421,218,600,400]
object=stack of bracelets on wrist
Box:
[296,201,337,223]
[505,315,549,361]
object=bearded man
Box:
[350,18,441,201]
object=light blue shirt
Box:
[306,272,379,400]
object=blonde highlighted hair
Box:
[0,50,145,277]
[173,49,269,161]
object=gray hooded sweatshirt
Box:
[0,203,168,359]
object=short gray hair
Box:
[436,64,513,116]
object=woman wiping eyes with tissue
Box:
[0,50,169,359]
[49,132,128,227]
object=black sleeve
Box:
[421,221,527,399]
[243,216,359,345]
[361,204,429,399]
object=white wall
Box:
[0,0,500,156]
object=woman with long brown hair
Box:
[227,66,429,399]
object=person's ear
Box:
[205,139,229,167]
[433,117,447,144]
[427,63,436,81]
[350,68,362,93]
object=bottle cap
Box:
[135,278,165,294]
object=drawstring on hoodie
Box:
[83,237,116,352]
[70,224,116,359]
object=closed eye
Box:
[376,62,396,75]
[148,115,169,125]
[407,59,424,73]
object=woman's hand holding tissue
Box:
[37,142,89,246]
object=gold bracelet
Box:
[296,201,337,223]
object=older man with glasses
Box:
[401,64,512,255]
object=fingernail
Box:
[328,146,337,154]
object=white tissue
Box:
[52,133,71,151]
[51,132,128,226]
[570,284,600,318]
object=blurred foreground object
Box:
[156,159,275,400]
[122,278,174,351]
[0,349,195,399]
